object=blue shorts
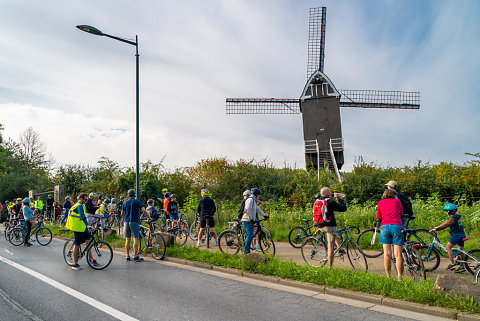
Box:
[74,229,90,245]
[124,222,140,238]
[380,224,404,245]
[169,214,179,220]
[449,234,466,247]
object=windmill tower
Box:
[226,7,420,181]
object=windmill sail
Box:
[307,7,326,78]
[226,98,300,114]
[339,90,420,109]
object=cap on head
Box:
[385,181,397,189]
[128,189,136,197]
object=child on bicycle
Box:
[146,199,161,221]
[429,203,467,273]
[167,194,179,228]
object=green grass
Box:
[46,224,480,314]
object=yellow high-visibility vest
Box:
[66,202,87,232]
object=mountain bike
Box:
[129,220,166,260]
[301,226,367,270]
[288,219,316,248]
[218,218,275,255]
[63,226,113,270]
[163,215,189,246]
[8,217,52,246]
[357,215,416,258]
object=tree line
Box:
[1,124,479,209]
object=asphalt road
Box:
[0,237,420,321]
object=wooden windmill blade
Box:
[307,7,326,78]
[226,98,300,114]
[339,90,420,109]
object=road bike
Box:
[129,220,166,260]
[218,218,275,255]
[357,215,418,258]
[288,219,316,248]
[301,226,367,270]
[8,216,52,246]
[63,226,113,270]
[418,231,480,275]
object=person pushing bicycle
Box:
[429,203,467,273]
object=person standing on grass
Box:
[377,189,404,278]
[122,189,151,262]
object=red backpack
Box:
[313,198,330,226]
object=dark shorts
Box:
[74,229,90,245]
[200,215,214,228]
[449,234,467,247]
[169,214,179,220]
[379,224,404,246]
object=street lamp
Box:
[76,25,141,199]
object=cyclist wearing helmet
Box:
[236,190,251,220]
[167,194,179,228]
[22,198,35,246]
[86,193,98,216]
[122,189,151,262]
[12,198,23,220]
[196,189,218,246]
[146,199,161,220]
[163,192,171,220]
[109,198,117,212]
[430,203,467,272]
[241,188,269,254]
[162,188,168,199]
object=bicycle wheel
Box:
[416,245,440,272]
[356,228,383,258]
[189,221,199,241]
[87,241,113,270]
[36,227,52,246]
[464,249,480,275]
[301,236,327,267]
[218,230,240,255]
[150,232,166,260]
[475,268,480,284]
[4,224,12,241]
[347,241,368,271]
[174,228,188,246]
[406,228,431,246]
[259,229,276,256]
[288,226,308,248]
[63,240,76,266]
[406,246,426,280]
[8,227,24,246]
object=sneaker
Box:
[90,260,99,267]
[338,248,346,254]
[125,256,131,261]
[215,239,218,245]
[133,256,144,262]
[24,243,32,247]
[71,264,83,271]
[197,241,201,247]
[255,244,261,250]
[454,266,466,273]
[446,263,456,270]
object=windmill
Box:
[226,7,420,181]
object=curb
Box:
[325,287,383,305]
[381,297,457,319]
[458,312,480,321]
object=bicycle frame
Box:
[426,233,476,266]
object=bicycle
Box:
[8,216,52,247]
[301,226,367,270]
[218,218,275,255]
[392,229,426,280]
[357,215,416,258]
[288,219,316,248]
[129,219,166,260]
[4,219,20,241]
[419,231,480,275]
[63,226,113,270]
[189,212,200,241]
[163,215,189,246]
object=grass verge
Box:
[47,225,480,314]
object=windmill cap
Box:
[385,181,397,188]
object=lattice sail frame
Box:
[339,90,420,109]
[226,98,300,114]
[307,7,326,78]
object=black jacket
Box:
[197,197,216,217]
[396,190,413,216]
[320,196,347,227]
[85,198,98,214]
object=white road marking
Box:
[4,249,14,255]
[0,255,138,321]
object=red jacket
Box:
[377,198,403,226]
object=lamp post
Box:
[76,25,140,199]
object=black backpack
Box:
[397,191,413,216]
[237,199,247,220]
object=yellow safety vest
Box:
[66,202,87,232]
[35,200,44,210]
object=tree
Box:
[466,152,480,164]
[18,127,47,168]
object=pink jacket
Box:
[377,198,403,226]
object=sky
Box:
[0,0,479,172]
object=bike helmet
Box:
[105,199,111,203]
[98,194,104,199]
[120,195,125,199]
[65,196,71,200]
[89,192,97,198]
[251,188,261,196]
[171,194,177,198]
[243,190,251,196]
[164,192,171,198]
[147,199,154,204]
[443,203,458,212]
[162,188,168,192]
[48,194,52,197]
[128,189,136,197]
[22,198,30,204]
[16,198,22,201]
[111,198,116,202]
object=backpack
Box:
[313,198,330,226]
[237,199,247,220]
[396,191,413,216]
